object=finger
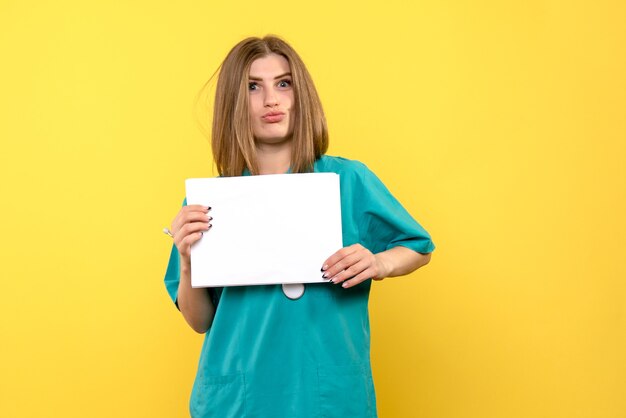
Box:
[323,251,363,280]
[174,212,213,233]
[174,221,211,246]
[179,231,206,257]
[341,268,375,289]
[184,204,210,212]
[179,221,211,236]
[172,205,210,228]
[329,259,370,284]
[172,205,211,232]
[321,244,361,273]
[177,222,212,249]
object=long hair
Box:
[209,35,328,177]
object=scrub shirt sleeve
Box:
[163,243,182,309]
[163,198,221,311]
[353,162,435,255]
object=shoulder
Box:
[315,155,373,179]
[316,155,395,199]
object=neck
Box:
[255,141,292,175]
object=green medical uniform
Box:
[164,155,435,418]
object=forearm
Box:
[177,257,215,334]
[374,246,432,279]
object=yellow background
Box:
[1,0,624,417]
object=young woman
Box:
[164,35,435,418]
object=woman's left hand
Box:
[321,244,387,289]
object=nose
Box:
[263,87,279,108]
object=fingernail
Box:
[207,216,213,220]
[328,278,335,284]
[342,282,349,288]
[322,264,328,271]
[208,224,212,228]
[322,272,328,278]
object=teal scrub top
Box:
[164,155,435,418]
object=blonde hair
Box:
[207,35,328,177]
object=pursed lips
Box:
[262,111,285,123]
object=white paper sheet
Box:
[185,173,343,287]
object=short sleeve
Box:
[353,163,435,255]
[163,198,222,311]
[164,243,182,309]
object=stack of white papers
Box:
[185,173,343,287]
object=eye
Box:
[278,79,292,88]
[248,82,258,91]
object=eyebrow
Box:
[248,72,292,81]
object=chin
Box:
[255,133,294,145]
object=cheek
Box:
[248,96,261,114]
[287,93,295,110]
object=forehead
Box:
[249,53,291,77]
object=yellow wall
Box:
[1,1,624,417]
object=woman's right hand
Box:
[170,205,212,260]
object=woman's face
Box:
[248,53,295,146]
